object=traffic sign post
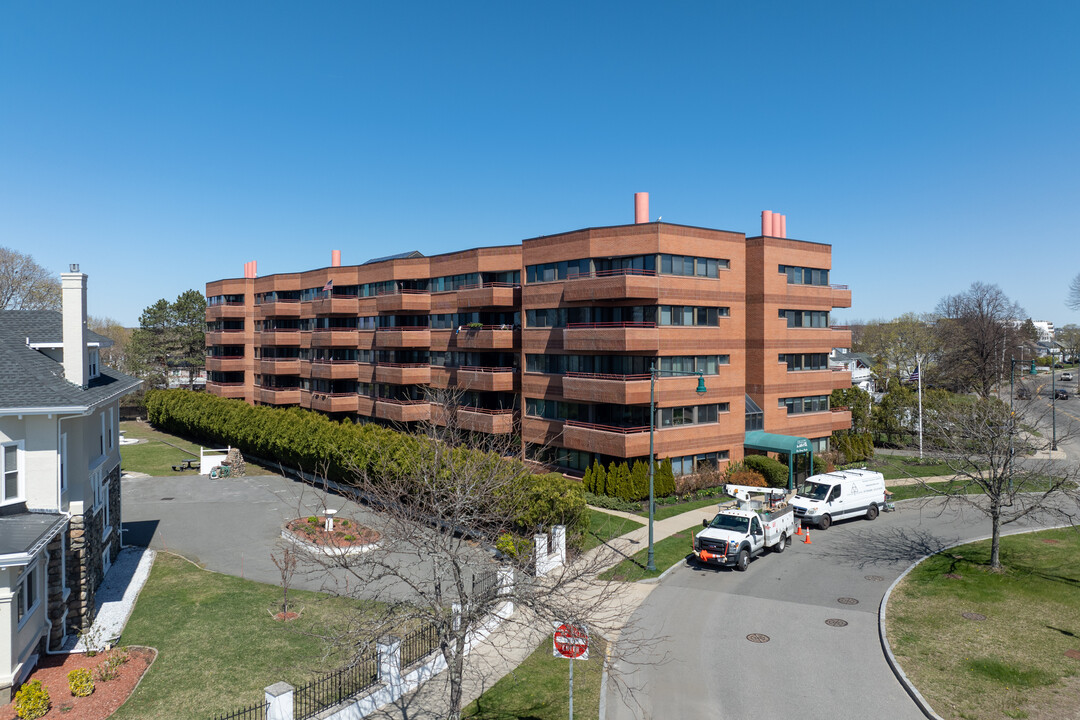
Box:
[553,623,589,719]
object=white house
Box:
[830,349,875,394]
[0,266,140,701]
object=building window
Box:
[2,441,23,505]
[658,306,728,326]
[99,412,106,457]
[108,408,115,451]
[88,349,100,378]
[659,255,729,278]
[779,309,830,328]
[16,562,39,626]
[778,353,830,371]
[778,395,830,414]
[778,265,829,286]
[668,451,728,476]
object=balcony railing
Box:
[454,281,520,291]
[376,326,430,331]
[564,372,651,381]
[458,365,515,373]
[566,268,657,279]
[565,321,656,329]
[829,284,850,290]
[563,419,649,434]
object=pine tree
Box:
[607,461,619,498]
[631,460,649,501]
[582,463,594,493]
[616,462,632,502]
[593,459,607,496]
[656,457,676,498]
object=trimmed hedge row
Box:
[145,390,587,538]
[581,458,675,501]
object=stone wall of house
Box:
[45,534,67,647]
[67,464,123,632]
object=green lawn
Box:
[119,420,280,477]
[886,477,1061,502]
[114,553,377,720]
[634,495,731,521]
[464,636,606,719]
[581,510,644,552]
[598,520,700,582]
[862,455,958,481]
[886,527,1080,720]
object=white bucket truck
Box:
[693,484,796,571]
[790,468,887,530]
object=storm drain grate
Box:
[837,597,859,605]
[961,612,987,621]
[825,618,849,627]
[864,575,885,582]
[746,633,770,643]
[160,497,175,501]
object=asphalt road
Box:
[604,498,1068,720]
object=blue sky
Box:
[1,1,1077,327]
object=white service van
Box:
[790,469,887,530]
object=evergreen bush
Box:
[742,454,789,488]
[14,680,50,719]
[68,668,94,697]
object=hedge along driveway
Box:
[145,389,589,541]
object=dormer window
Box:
[88,349,100,379]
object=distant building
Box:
[830,349,875,394]
[1032,320,1054,343]
[0,267,141,701]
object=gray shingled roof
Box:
[0,510,67,557]
[0,311,141,411]
[0,310,113,347]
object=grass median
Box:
[597,519,700,582]
[581,510,644,552]
[886,527,1080,720]
[114,552,374,720]
[119,420,281,477]
[464,636,606,719]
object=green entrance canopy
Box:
[744,430,811,455]
[743,430,813,490]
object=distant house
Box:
[830,349,875,394]
[0,267,141,701]
[1036,341,1062,361]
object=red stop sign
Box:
[553,623,589,659]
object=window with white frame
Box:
[16,562,39,625]
[99,412,106,457]
[90,466,103,511]
[2,440,23,505]
[108,408,114,451]
[88,349,100,378]
[60,433,68,493]
[101,478,111,538]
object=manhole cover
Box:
[837,597,859,605]
[825,618,849,627]
[160,497,175,501]
[1065,649,1080,660]
[961,612,986,621]
[746,633,770,643]
[864,575,885,582]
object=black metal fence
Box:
[210,700,267,720]
[294,654,379,720]
[472,568,500,601]
[400,622,441,668]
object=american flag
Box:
[323,279,333,293]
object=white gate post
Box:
[552,525,566,566]
[497,565,514,613]
[534,533,550,576]
[377,636,403,695]
[265,682,294,720]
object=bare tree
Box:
[1067,272,1080,311]
[935,282,1025,399]
[89,316,133,372]
[293,390,644,720]
[0,247,61,310]
[916,393,1080,569]
[1057,324,1080,366]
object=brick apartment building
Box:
[205,195,852,479]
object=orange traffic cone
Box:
[802,527,812,544]
[795,522,802,536]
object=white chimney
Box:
[61,264,89,388]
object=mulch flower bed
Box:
[285,517,380,547]
[1,646,156,720]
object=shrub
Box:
[307,516,319,525]
[14,680,50,719]
[342,534,356,542]
[630,460,649,502]
[495,532,534,559]
[145,390,585,537]
[655,458,675,498]
[95,655,121,682]
[583,492,640,513]
[68,668,94,697]
[728,469,767,487]
[742,454,789,488]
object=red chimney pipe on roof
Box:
[634,192,649,224]
[331,250,341,267]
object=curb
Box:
[598,642,611,720]
[878,522,1074,720]
[638,555,689,584]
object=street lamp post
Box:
[1052,367,1058,452]
[647,363,706,572]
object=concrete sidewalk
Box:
[366,505,713,718]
